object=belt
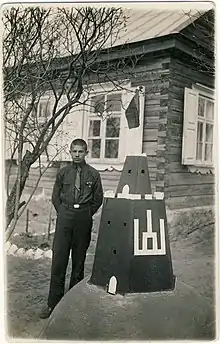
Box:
[62,203,90,210]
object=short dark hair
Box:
[70,138,88,151]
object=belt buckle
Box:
[74,204,80,209]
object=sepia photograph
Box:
[2,0,217,341]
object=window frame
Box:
[196,94,214,165]
[193,85,215,167]
[84,89,127,165]
[36,98,51,123]
[30,97,52,160]
[182,84,215,169]
[30,97,51,125]
[82,81,145,170]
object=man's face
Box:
[70,144,88,164]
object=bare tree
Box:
[181,9,215,76]
[3,5,132,239]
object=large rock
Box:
[39,276,214,341]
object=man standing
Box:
[40,138,103,319]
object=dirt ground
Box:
[5,210,215,340]
[5,254,95,339]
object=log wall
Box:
[164,57,214,209]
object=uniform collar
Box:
[72,161,87,169]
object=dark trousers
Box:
[47,204,93,309]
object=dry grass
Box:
[169,208,214,244]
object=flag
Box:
[125,89,140,129]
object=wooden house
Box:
[6,7,215,214]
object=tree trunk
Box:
[6,150,32,230]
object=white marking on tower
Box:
[153,192,164,200]
[108,276,117,295]
[134,210,166,256]
[144,194,153,200]
[117,184,141,199]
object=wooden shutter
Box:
[121,86,145,158]
[182,87,198,165]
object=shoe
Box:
[39,305,53,319]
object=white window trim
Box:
[182,84,215,172]
[36,97,51,123]
[193,83,215,97]
[82,81,145,171]
[84,89,126,165]
[187,165,214,175]
[29,96,53,161]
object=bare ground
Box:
[5,209,215,340]
[6,254,96,339]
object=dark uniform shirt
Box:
[52,162,103,215]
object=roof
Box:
[103,6,213,49]
[116,10,199,44]
[33,5,214,66]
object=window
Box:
[87,93,123,161]
[28,98,52,162]
[83,82,145,169]
[182,85,214,167]
[31,98,51,123]
[196,97,214,162]
[38,99,50,121]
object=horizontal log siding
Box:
[131,57,171,194]
[5,58,172,199]
[6,165,121,197]
[6,165,58,199]
[165,58,214,209]
[99,170,121,192]
[5,165,121,233]
[6,54,214,213]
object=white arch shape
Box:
[108,276,117,295]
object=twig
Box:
[25,209,29,234]
[5,148,63,242]
[47,203,53,240]
[6,129,24,241]
[17,148,63,220]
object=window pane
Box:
[197,122,203,142]
[88,120,101,137]
[205,144,212,162]
[45,102,50,118]
[106,117,120,138]
[88,139,101,158]
[206,124,213,143]
[91,95,105,115]
[106,93,122,112]
[38,103,43,117]
[196,142,203,160]
[198,97,205,117]
[206,101,214,120]
[39,102,49,118]
[105,139,119,158]
[31,103,38,118]
[40,101,50,118]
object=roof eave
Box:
[91,34,178,63]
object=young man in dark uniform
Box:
[40,138,103,319]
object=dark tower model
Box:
[90,155,175,294]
